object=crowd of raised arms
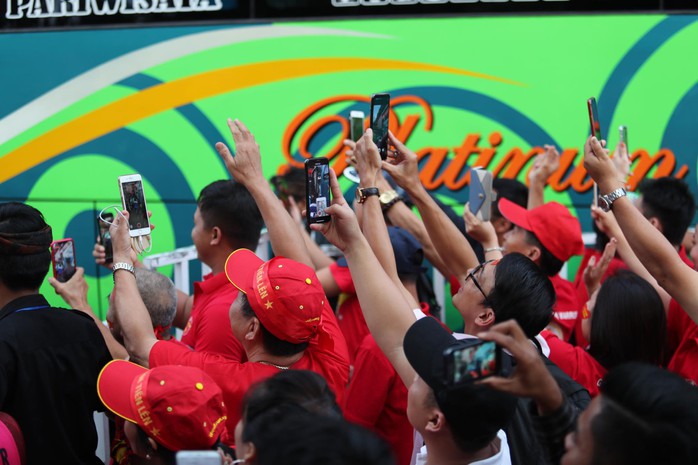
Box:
[1,118,697,465]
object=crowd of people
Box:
[1,117,698,465]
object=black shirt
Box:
[0,294,112,465]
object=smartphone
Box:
[98,212,114,263]
[118,174,151,237]
[587,98,602,207]
[305,158,331,224]
[443,339,502,385]
[51,238,77,283]
[175,451,221,465]
[469,167,495,222]
[350,110,365,142]
[370,93,390,160]
[619,125,628,149]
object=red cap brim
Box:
[97,360,147,424]
[498,197,533,232]
[225,248,264,295]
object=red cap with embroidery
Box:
[499,198,584,262]
[97,361,228,452]
[225,248,325,344]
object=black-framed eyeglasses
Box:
[465,259,498,307]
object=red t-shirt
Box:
[666,299,698,385]
[330,262,369,363]
[344,335,412,465]
[543,330,606,397]
[549,275,583,342]
[181,272,245,361]
[150,300,350,442]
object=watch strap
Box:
[356,187,380,204]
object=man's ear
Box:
[245,317,261,341]
[475,308,496,329]
[526,244,542,263]
[425,409,447,434]
[648,217,663,233]
[210,226,223,246]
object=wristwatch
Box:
[356,187,380,204]
[379,190,402,212]
[598,187,627,212]
[112,262,136,282]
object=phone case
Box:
[118,174,151,237]
[51,238,77,283]
[305,158,331,225]
[469,167,495,222]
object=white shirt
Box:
[415,429,511,465]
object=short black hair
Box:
[592,363,698,465]
[239,293,309,356]
[588,271,666,369]
[197,180,263,250]
[242,370,341,444]
[523,230,564,276]
[0,202,52,291]
[637,177,696,246]
[253,411,395,465]
[487,253,555,337]
[492,178,529,220]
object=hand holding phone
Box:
[51,238,77,283]
[444,339,502,385]
[370,93,390,160]
[118,174,151,237]
[305,158,331,224]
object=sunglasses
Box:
[465,259,499,307]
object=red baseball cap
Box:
[225,249,325,344]
[499,198,584,262]
[97,361,228,452]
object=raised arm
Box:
[527,145,560,209]
[382,131,479,281]
[310,170,417,387]
[353,129,419,309]
[583,135,698,323]
[109,211,158,367]
[49,268,128,360]
[216,119,313,268]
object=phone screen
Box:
[121,179,149,233]
[370,93,390,160]
[98,212,114,263]
[305,158,331,224]
[350,112,365,142]
[51,239,76,283]
[445,340,500,385]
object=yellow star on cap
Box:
[305,278,312,284]
[265,300,273,309]
[150,427,160,437]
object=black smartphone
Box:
[350,110,365,142]
[305,157,331,224]
[587,97,602,206]
[98,212,114,263]
[443,339,502,385]
[118,174,151,237]
[51,238,77,283]
[370,93,390,160]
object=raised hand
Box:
[463,204,499,248]
[216,119,265,186]
[353,128,383,186]
[528,144,560,186]
[109,210,135,265]
[381,131,422,193]
[583,237,617,298]
[309,169,363,252]
[583,136,623,193]
[48,266,90,311]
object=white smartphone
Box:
[118,174,151,237]
[350,110,365,142]
[175,451,221,465]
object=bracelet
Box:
[112,262,135,282]
[484,247,504,253]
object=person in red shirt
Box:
[543,271,666,396]
[497,199,585,341]
[108,119,349,443]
